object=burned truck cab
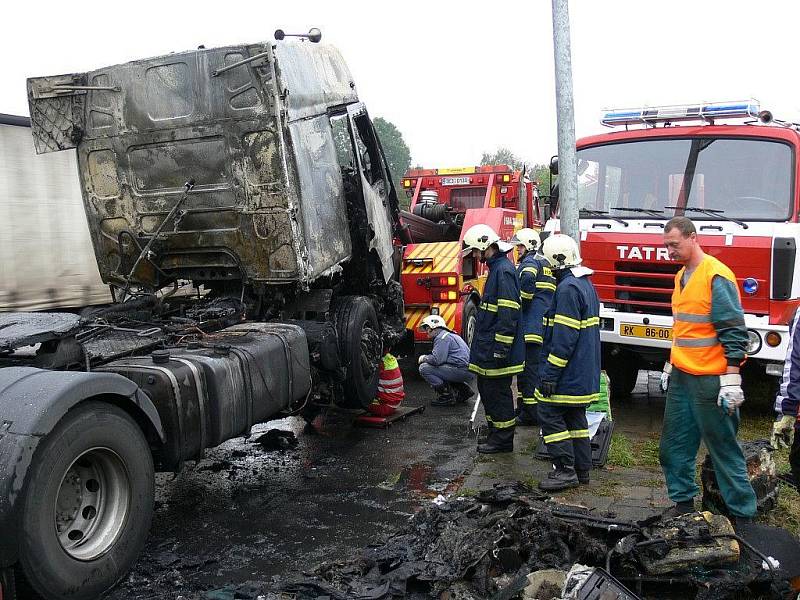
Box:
[26,38,406,406]
[0,38,405,600]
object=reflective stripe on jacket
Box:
[517,251,556,345]
[536,269,601,404]
[468,252,525,377]
[376,354,404,408]
[670,255,738,376]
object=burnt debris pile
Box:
[232,481,795,600]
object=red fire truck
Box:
[544,101,799,397]
[400,165,543,346]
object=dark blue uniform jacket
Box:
[517,252,556,345]
[536,269,601,404]
[468,252,525,377]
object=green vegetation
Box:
[607,433,635,467]
[458,487,479,498]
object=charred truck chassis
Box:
[0,39,407,600]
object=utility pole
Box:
[551,0,579,242]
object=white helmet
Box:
[510,228,541,252]
[420,314,447,331]
[542,234,582,269]
[462,224,500,255]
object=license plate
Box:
[441,176,470,186]
[619,323,672,340]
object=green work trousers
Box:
[659,367,756,518]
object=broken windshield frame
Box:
[571,137,794,222]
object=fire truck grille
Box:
[608,261,680,316]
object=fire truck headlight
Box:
[742,278,759,295]
[745,330,762,355]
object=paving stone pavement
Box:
[461,371,674,521]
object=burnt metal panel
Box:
[288,116,352,279]
[273,42,357,123]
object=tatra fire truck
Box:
[399,165,543,347]
[543,101,799,398]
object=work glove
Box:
[660,362,672,393]
[493,345,509,360]
[717,373,744,416]
[538,381,556,398]
[771,415,796,449]
[418,354,428,366]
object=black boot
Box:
[431,383,456,406]
[515,403,539,426]
[477,427,514,454]
[661,500,695,519]
[576,470,590,484]
[539,464,579,491]
[452,382,475,403]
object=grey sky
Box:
[3,0,798,168]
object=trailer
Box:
[0,114,110,311]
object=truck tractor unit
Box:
[400,165,543,346]
[544,100,800,397]
[0,36,406,600]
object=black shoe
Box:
[431,384,456,406]
[452,382,475,403]
[730,515,754,530]
[477,427,514,454]
[576,470,590,484]
[661,500,695,519]
[539,468,579,491]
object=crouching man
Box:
[418,315,475,406]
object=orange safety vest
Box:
[670,255,739,376]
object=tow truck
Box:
[399,165,543,346]
[544,100,799,397]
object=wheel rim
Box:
[54,447,130,561]
[465,313,477,348]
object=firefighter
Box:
[418,314,474,406]
[510,228,556,426]
[462,224,525,453]
[536,234,601,491]
[771,305,800,487]
[658,216,756,522]
[367,352,405,417]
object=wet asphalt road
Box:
[105,357,477,600]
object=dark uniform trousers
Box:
[518,343,542,415]
[478,375,516,430]
[538,403,591,471]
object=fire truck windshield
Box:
[572,137,793,222]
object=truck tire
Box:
[462,301,477,348]
[334,296,381,409]
[17,401,154,600]
[603,349,640,399]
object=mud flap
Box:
[26,74,91,154]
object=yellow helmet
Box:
[510,228,541,252]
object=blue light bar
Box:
[601,100,761,127]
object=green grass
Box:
[633,437,661,468]
[458,487,479,497]
[607,433,635,467]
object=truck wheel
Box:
[603,350,640,398]
[334,296,381,409]
[462,301,477,348]
[17,401,154,600]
